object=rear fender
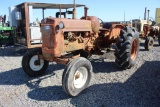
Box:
[109,24,124,40]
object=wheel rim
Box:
[148,39,153,49]
[29,55,44,71]
[73,67,88,88]
[131,38,138,60]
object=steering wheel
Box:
[98,18,104,27]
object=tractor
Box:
[21,2,139,96]
[132,19,160,51]
[132,9,160,51]
[0,15,14,47]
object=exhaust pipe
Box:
[84,7,88,20]
[147,10,150,21]
[144,7,147,20]
[73,0,76,19]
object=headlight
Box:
[59,21,65,29]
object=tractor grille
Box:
[41,25,55,49]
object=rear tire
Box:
[22,48,49,77]
[62,57,93,96]
[114,26,139,69]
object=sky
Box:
[0,0,160,22]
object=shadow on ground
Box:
[0,48,27,57]
[90,58,121,73]
[0,63,64,86]
[1,47,160,106]
[27,61,160,107]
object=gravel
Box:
[0,40,160,107]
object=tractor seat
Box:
[102,22,112,29]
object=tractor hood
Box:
[41,17,92,58]
[41,17,92,32]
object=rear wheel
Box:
[144,36,154,51]
[22,48,49,77]
[62,57,93,96]
[114,26,139,69]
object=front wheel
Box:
[144,36,154,51]
[62,57,93,96]
[114,26,140,69]
[22,48,49,77]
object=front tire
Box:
[144,36,154,51]
[114,26,139,69]
[22,48,49,77]
[62,57,93,96]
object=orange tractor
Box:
[22,2,139,96]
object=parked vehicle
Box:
[0,15,14,47]
[21,2,139,96]
[132,9,160,51]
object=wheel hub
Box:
[75,72,80,80]
[34,60,40,65]
[131,38,138,60]
[29,55,44,71]
[73,67,88,88]
[149,40,153,49]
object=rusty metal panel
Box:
[86,16,100,33]
[41,23,64,57]
[41,17,92,57]
[61,19,92,32]
[24,3,31,48]
[108,24,124,40]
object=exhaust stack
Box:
[73,0,76,19]
[144,7,147,20]
[147,10,150,21]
